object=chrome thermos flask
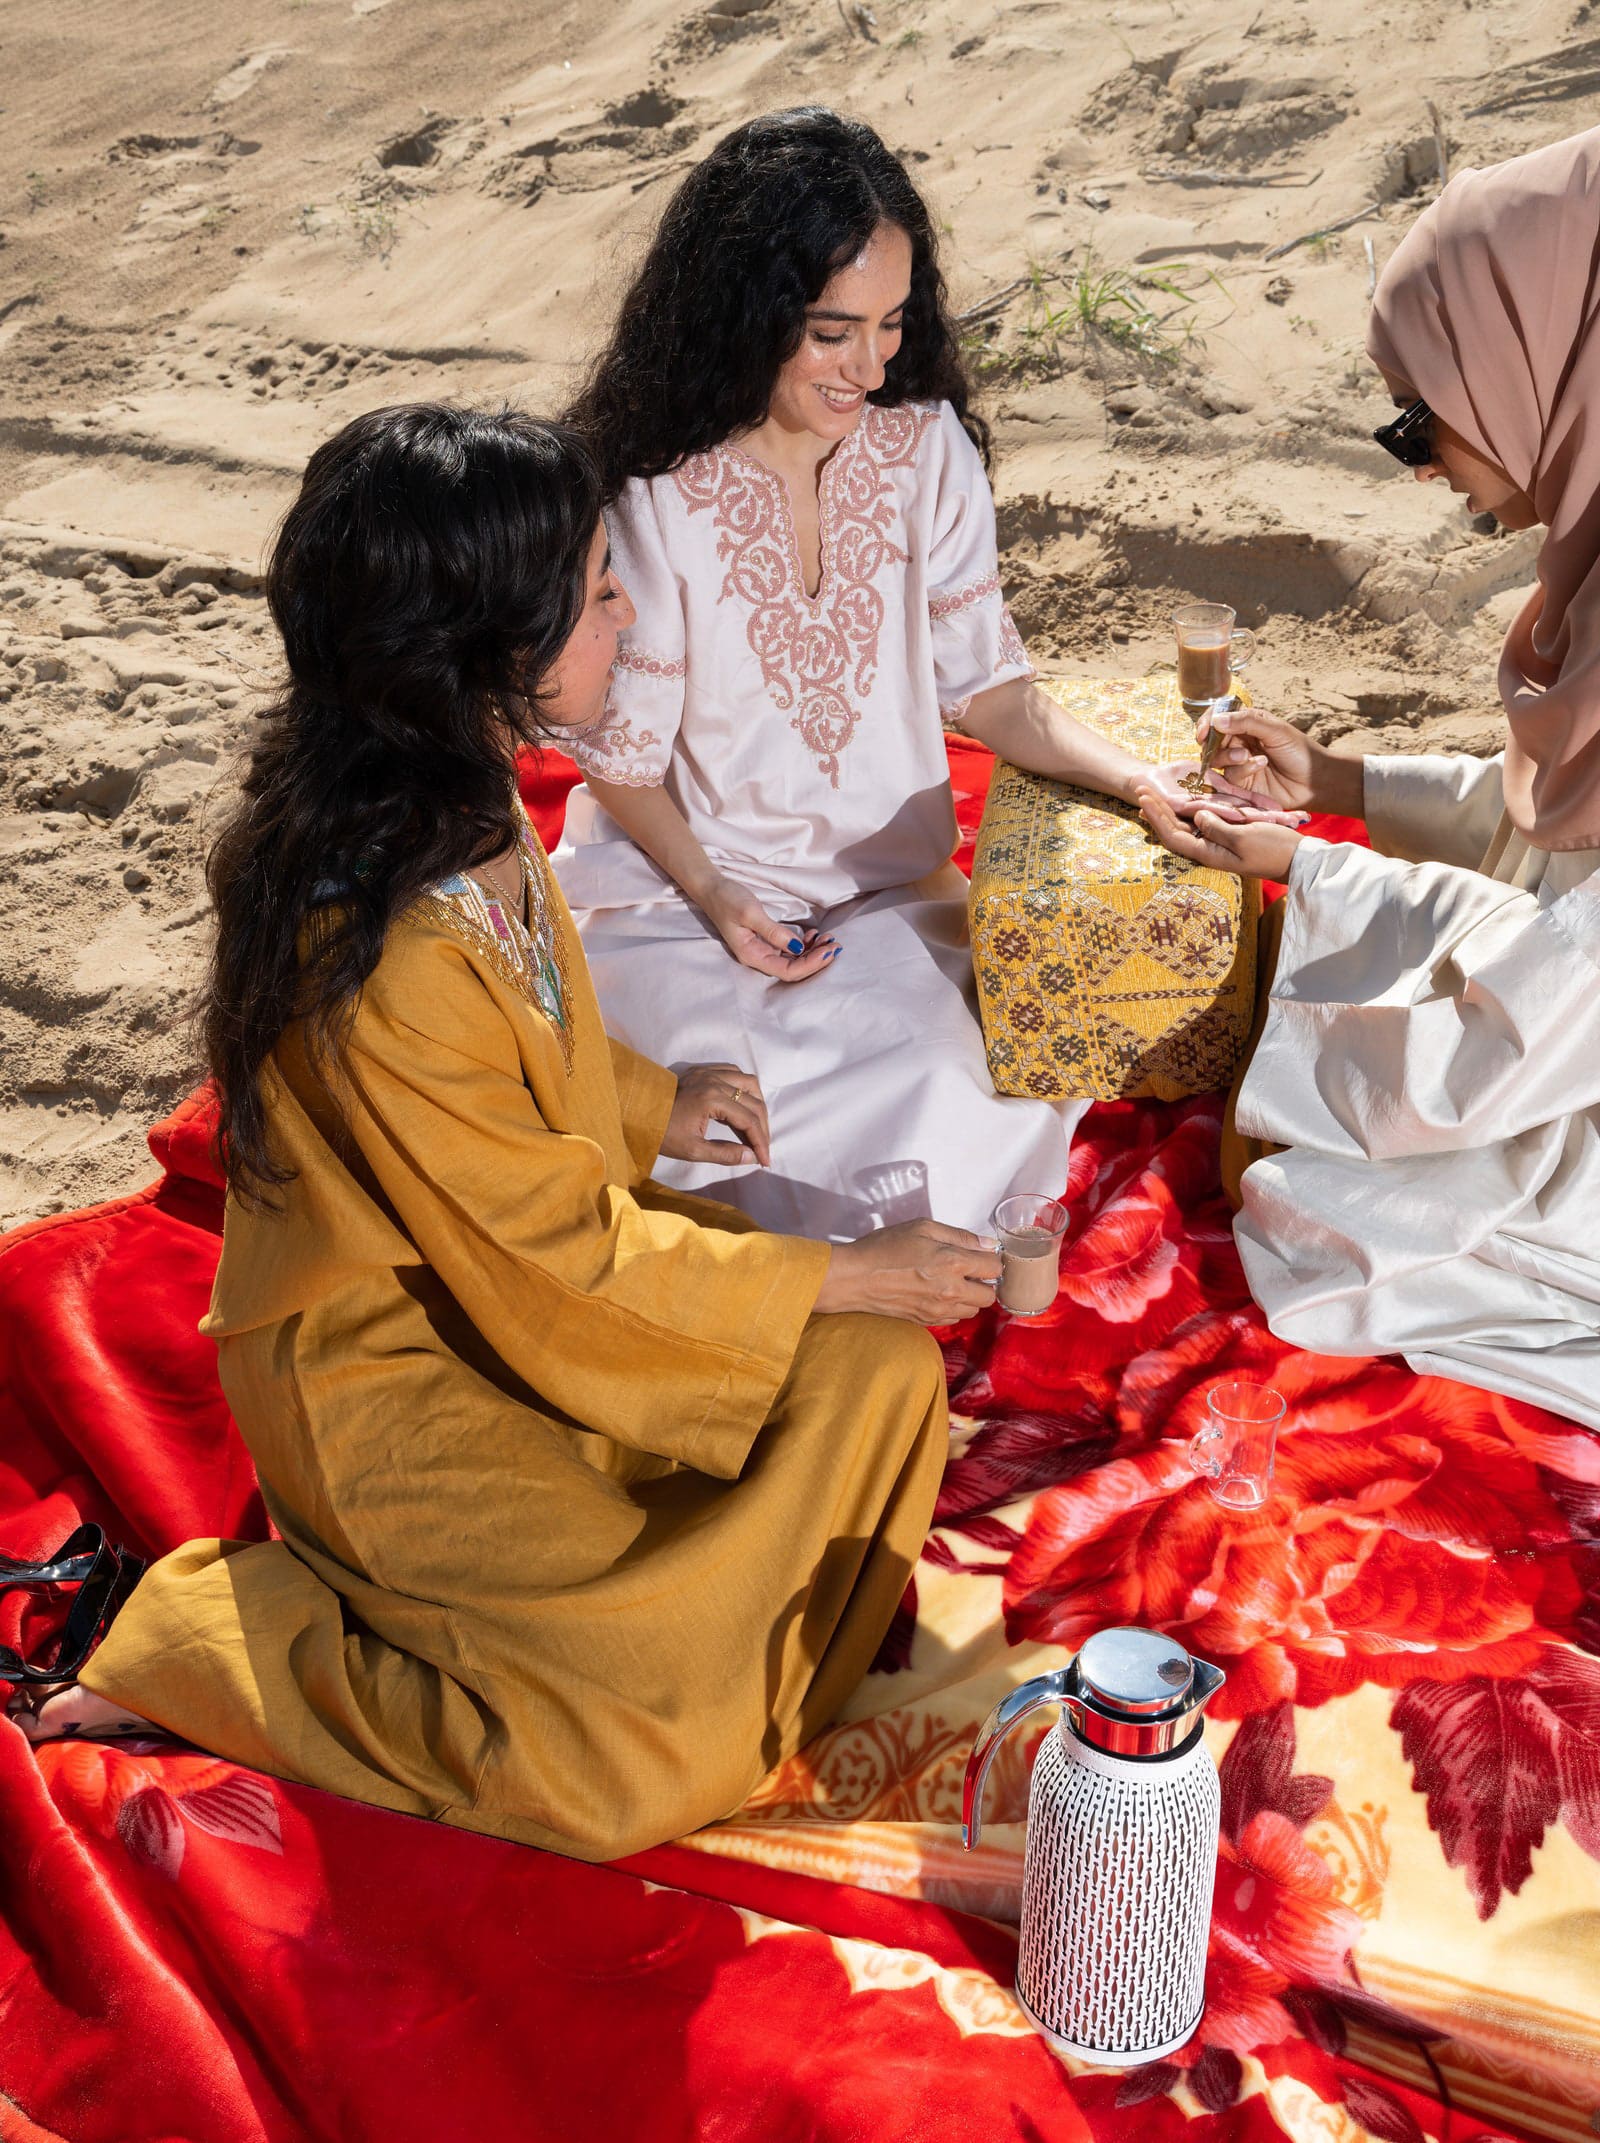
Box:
[963,1627,1226,2066]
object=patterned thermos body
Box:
[962,1626,1226,2066]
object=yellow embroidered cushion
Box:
[968,675,1260,1102]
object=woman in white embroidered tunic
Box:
[1139,130,1600,1431]
[556,110,1197,1242]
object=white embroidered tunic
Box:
[556,399,1031,921]
[551,399,1082,1243]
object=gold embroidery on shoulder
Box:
[415,806,575,1071]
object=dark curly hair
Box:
[566,106,988,495]
[202,401,601,1201]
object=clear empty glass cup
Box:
[1188,1382,1285,1508]
[990,1194,1070,1317]
[1172,602,1255,715]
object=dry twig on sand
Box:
[1264,201,1382,263]
[956,277,1030,326]
[1143,164,1322,190]
[1465,43,1600,117]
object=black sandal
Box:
[0,1525,146,1686]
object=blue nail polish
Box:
[826,947,841,960]
[788,937,805,954]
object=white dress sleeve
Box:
[1237,834,1600,1159]
[565,481,686,789]
[1362,751,1508,869]
[924,403,1033,725]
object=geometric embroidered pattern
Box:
[969,675,1258,1102]
[674,402,939,788]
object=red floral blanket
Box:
[1,744,1596,2143]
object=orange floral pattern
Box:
[3,766,1593,2143]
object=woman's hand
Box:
[660,1063,772,1167]
[1130,760,1307,827]
[814,1220,1003,1325]
[1139,790,1306,882]
[698,875,839,983]
[1198,708,1365,820]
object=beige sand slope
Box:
[2,0,1594,1226]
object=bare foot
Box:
[8,1685,153,1743]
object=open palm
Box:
[1131,760,1305,827]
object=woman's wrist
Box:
[682,861,728,909]
[1110,753,1152,805]
[1313,747,1366,821]
[813,1241,849,1316]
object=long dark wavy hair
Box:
[203,401,601,1202]
[566,106,988,494]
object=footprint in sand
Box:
[377,117,457,170]
[485,91,696,204]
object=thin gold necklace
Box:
[472,837,525,918]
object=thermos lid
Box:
[963,1632,1227,1839]
[1076,1627,1194,1717]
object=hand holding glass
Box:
[1173,603,1255,784]
[990,1194,1069,1317]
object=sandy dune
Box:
[3,0,1592,1226]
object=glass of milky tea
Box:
[990,1194,1070,1317]
[1173,602,1255,715]
[1173,602,1257,789]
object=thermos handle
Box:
[962,1669,1080,1850]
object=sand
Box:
[2,0,1588,1227]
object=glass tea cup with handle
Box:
[1173,603,1256,789]
[1188,1381,1285,1509]
[1173,602,1255,716]
[990,1194,1070,1317]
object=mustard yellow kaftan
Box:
[83,818,949,1859]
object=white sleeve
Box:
[1237,834,1600,1158]
[565,482,685,789]
[924,403,1033,725]
[1362,751,1507,869]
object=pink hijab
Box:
[1368,126,1600,852]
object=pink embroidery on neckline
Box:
[673,402,938,786]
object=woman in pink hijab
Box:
[1139,127,1600,1431]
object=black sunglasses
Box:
[1374,398,1435,467]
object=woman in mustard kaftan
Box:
[16,405,1003,1858]
[82,818,948,1856]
